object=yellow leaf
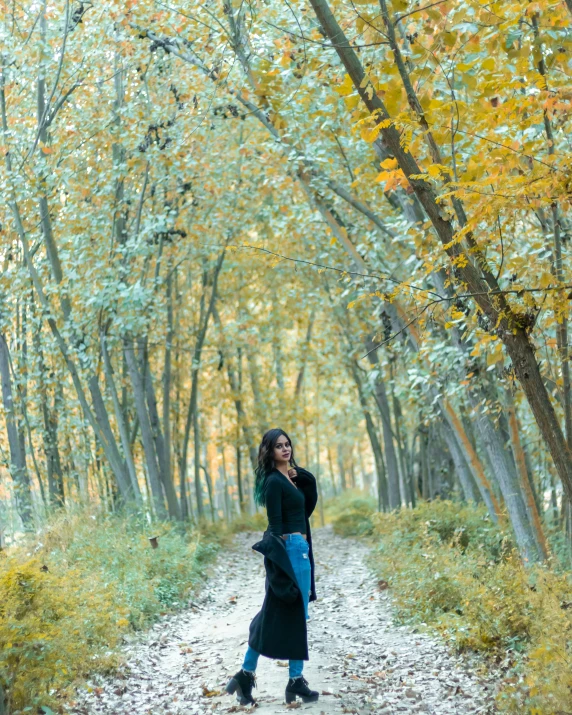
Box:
[361,124,382,143]
[380,157,398,170]
[487,350,503,366]
[335,74,354,96]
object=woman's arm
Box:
[292,467,318,517]
[265,478,284,535]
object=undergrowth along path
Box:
[74,527,498,714]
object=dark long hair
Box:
[253,428,297,507]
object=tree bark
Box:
[124,340,166,519]
[471,396,544,563]
[420,426,430,500]
[440,418,480,503]
[295,311,316,397]
[193,398,204,519]
[163,266,174,505]
[33,316,64,506]
[348,360,388,509]
[505,387,549,559]
[389,360,412,506]
[0,332,34,528]
[0,679,5,715]
[142,342,180,519]
[201,445,215,522]
[101,335,141,504]
[246,346,265,433]
[365,341,401,508]
[88,375,133,501]
[338,444,348,490]
[236,434,244,512]
[327,446,338,497]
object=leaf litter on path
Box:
[73,527,498,715]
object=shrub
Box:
[369,501,572,713]
[0,508,263,714]
[326,491,376,537]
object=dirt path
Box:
[74,527,498,715]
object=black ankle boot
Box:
[225,668,257,705]
[285,675,319,704]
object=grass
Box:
[327,494,572,714]
[0,507,266,715]
[324,489,376,536]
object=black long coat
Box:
[248,467,318,661]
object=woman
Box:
[225,428,320,706]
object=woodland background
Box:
[1,0,572,712]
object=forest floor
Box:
[73,527,499,715]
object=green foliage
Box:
[198,512,267,541]
[368,501,572,714]
[326,491,376,537]
[0,508,261,714]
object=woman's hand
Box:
[288,468,298,479]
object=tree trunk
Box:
[246,346,265,433]
[365,343,401,508]
[420,427,430,500]
[440,399,501,521]
[440,418,480,503]
[88,375,134,502]
[337,444,347,490]
[389,363,411,506]
[382,297,500,519]
[328,446,338,497]
[505,387,549,559]
[193,398,204,519]
[471,398,545,563]
[0,679,5,715]
[349,360,388,509]
[142,343,180,519]
[34,320,64,506]
[101,335,141,505]
[201,445,215,522]
[236,430,244,513]
[163,267,174,505]
[213,306,259,471]
[124,340,166,519]
[294,311,315,397]
[0,332,34,528]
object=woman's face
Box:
[273,434,292,465]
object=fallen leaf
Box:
[202,684,222,697]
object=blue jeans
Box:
[243,534,311,679]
